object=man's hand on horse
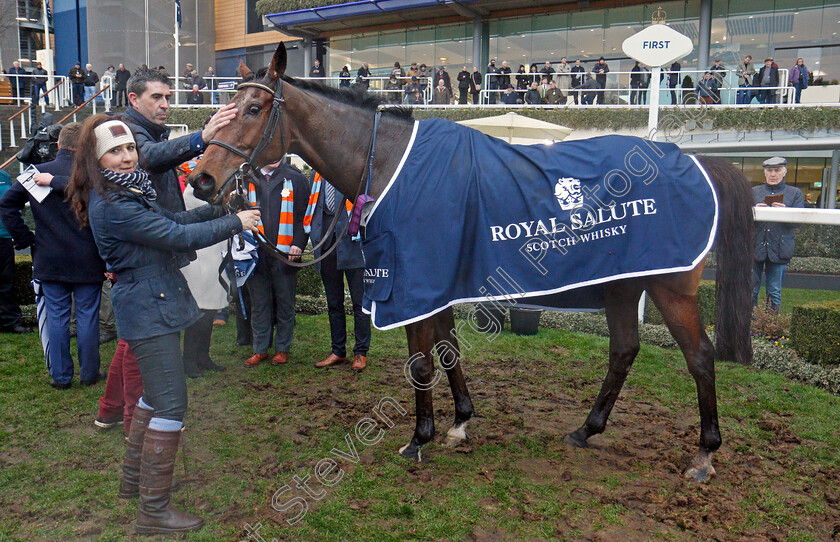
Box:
[236,209,261,233]
[201,102,238,144]
[288,245,302,262]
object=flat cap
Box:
[763,156,787,168]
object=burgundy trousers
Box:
[97,339,144,434]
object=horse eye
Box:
[248,104,261,115]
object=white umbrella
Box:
[457,112,573,144]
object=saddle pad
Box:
[361,118,717,330]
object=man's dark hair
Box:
[58,122,82,150]
[127,68,171,97]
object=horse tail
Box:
[698,155,754,364]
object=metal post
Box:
[42,0,54,98]
[303,38,312,75]
[472,18,482,70]
[9,120,16,147]
[697,0,712,72]
[829,149,839,209]
[175,17,181,106]
[648,66,661,140]
[144,0,150,67]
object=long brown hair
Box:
[66,114,140,227]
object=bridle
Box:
[204,76,375,269]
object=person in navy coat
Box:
[310,172,370,372]
[0,122,106,389]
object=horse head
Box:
[189,42,290,204]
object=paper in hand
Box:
[17,165,52,203]
[763,193,784,206]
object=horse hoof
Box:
[399,443,422,462]
[683,464,716,483]
[564,431,588,449]
[442,423,468,448]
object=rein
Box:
[206,78,380,268]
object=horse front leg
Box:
[432,309,474,448]
[566,282,643,448]
[399,318,436,462]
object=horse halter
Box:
[205,77,287,208]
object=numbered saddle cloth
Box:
[361,118,718,330]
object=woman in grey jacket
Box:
[67,114,260,534]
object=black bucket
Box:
[474,302,506,332]
[509,307,542,336]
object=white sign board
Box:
[622,25,693,67]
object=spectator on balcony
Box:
[68,62,86,106]
[668,60,681,105]
[8,61,27,101]
[456,66,470,104]
[540,61,555,83]
[755,57,779,105]
[385,75,401,104]
[470,66,482,104]
[556,57,571,102]
[708,58,726,103]
[528,63,540,86]
[498,61,512,92]
[434,66,451,93]
[418,63,430,92]
[486,59,500,104]
[204,66,218,104]
[309,59,324,78]
[84,64,100,103]
[404,75,423,104]
[186,84,204,104]
[115,64,130,107]
[357,63,371,91]
[339,66,351,88]
[695,72,718,105]
[630,61,642,105]
[570,60,585,104]
[524,81,542,105]
[431,78,452,104]
[637,64,650,105]
[406,62,419,82]
[736,54,756,105]
[579,74,599,105]
[390,62,405,87]
[544,80,562,105]
[789,58,809,104]
[31,61,49,107]
[594,57,609,89]
[515,65,529,96]
[502,85,519,105]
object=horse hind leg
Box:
[566,283,643,448]
[432,309,474,448]
[647,279,720,483]
[400,317,437,462]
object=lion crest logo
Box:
[554,177,583,210]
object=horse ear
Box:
[238,60,252,78]
[267,42,287,80]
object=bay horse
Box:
[189,43,753,483]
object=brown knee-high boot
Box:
[119,404,153,498]
[135,428,203,534]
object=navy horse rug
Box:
[360,118,718,330]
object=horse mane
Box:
[251,71,414,121]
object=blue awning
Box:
[266,0,477,27]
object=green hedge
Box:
[169,105,840,134]
[791,300,840,366]
[256,0,343,15]
[644,280,716,326]
[795,224,840,259]
[14,257,34,306]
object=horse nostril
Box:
[195,173,216,191]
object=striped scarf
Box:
[248,177,295,252]
[100,168,156,200]
[303,172,357,240]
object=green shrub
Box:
[751,305,791,341]
[791,300,840,366]
[14,256,34,305]
[296,264,324,297]
[794,224,840,259]
[644,280,716,325]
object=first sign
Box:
[622,24,693,67]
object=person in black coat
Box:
[433,66,451,93]
[243,161,310,368]
[470,67,482,104]
[357,63,371,90]
[0,123,106,389]
[0,171,26,333]
[755,57,780,105]
[114,64,131,107]
[594,57,609,89]
[309,172,370,371]
[456,66,470,105]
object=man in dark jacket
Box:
[8,61,27,100]
[0,171,27,334]
[668,60,681,105]
[357,63,371,91]
[594,57,609,89]
[752,156,804,312]
[755,57,780,105]
[309,60,324,78]
[114,63,131,107]
[570,59,585,104]
[84,63,100,103]
[456,66,470,105]
[309,172,370,372]
[31,61,49,106]
[68,62,86,106]
[123,67,236,213]
[243,161,310,368]
[0,123,106,389]
[486,59,500,104]
[433,66,451,93]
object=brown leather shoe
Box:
[270,352,288,366]
[244,353,269,368]
[314,353,347,368]
[351,355,367,372]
